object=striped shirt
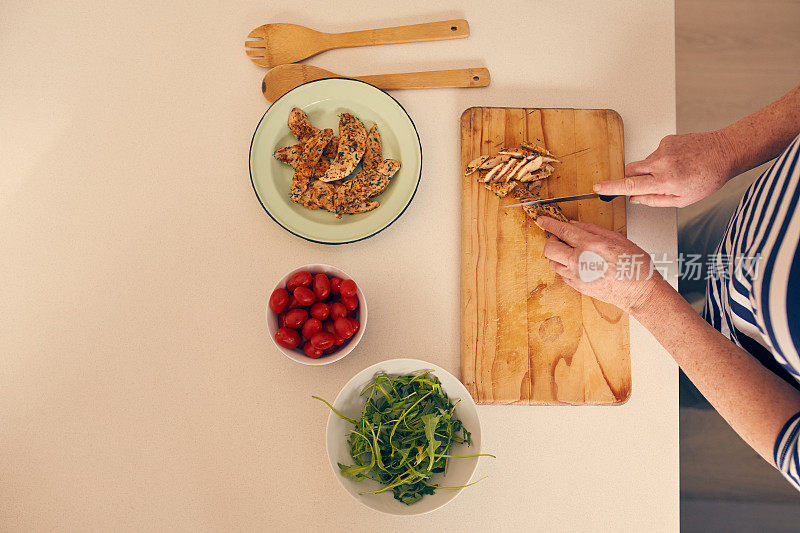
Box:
[703,134,800,490]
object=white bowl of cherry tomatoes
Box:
[267,264,366,365]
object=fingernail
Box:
[592,184,601,193]
[533,217,544,230]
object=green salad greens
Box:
[314,370,494,505]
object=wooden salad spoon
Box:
[262,64,490,102]
[245,20,469,67]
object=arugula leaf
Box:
[421,414,441,471]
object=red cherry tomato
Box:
[340,279,358,298]
[302,318,322,339]
[322,320,336,335]
[323,346,337,354]
[304,342,323,359]
[287,295,302,310]
[293,286,316,306]
[330,302,347,321]
[287,271,313,292]
[330,277,342,295]
[349,318,360,333]
[269,288,289,313]
[334,317,355,339]
[277,312,287,328]
[333,335,346,346]
[310,302,329,321]
[275,327,300,349]
[310,332,336,350]
[341,294,358,311]
[313,273,331,300]
[284,308,308,329]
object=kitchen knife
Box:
[504,192,620,208]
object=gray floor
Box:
[676,0,800,525]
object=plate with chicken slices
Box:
[249,78,422,244]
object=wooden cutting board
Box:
[460,107,631,405]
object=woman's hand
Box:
[593,131,736,207]
[536,216,670,314]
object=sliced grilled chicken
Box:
[465,155,490,176]
[362,124,383,172]
[321,113,367,182]
[296,129,334,178]
[287,107,339,158]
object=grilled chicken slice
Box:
[288,107,317,143]
[465,155,489,176]
[321,113,367,182]
[290,172,311,203]
[376,159,401,180]
[522,201,569,235]
[274,142,330,177]
[342,199,379,214]
[296,128,334,178]
[362,124,383,172]
[332,168,393,215]
[295,180,337,213]
[287,107,339,158]
[484,179,519,198]
[521,141,551,156]
[274,144,303,166]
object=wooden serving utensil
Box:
[261,64,490,102]
[245,20,469,67]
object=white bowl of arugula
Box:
[314,359,492,515]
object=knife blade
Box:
[504,192,620,208]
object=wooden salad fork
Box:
[245,20,469,67]
[261,64,490,101]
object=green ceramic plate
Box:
[249,78,422,244]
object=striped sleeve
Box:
[775,412,800,490]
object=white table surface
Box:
[1,1,678,530]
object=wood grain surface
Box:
[460,107,630,405]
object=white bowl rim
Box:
[266,263,367,366]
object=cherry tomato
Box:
[275,327,300,349]
[349,318,360,333]
[310,302,329,321]
[341,294,358,311]
[278,312,287,328]
[322,320,336,335]
[340,279,358,298]
[284,308,308,329]
[293,286,316,306]
[287,295,302,310]
[287,271,313,292]
[333,335,346,346]
[330,277,342,295]
[269,288,289,313]
[323,346,337,354]
[302,318,322,339]
[313,273,331,300]
[304,342,323,359]
[334,317,355,339]
[330,302,347,321]
[310,332,336,350]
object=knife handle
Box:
[599,194,621,202]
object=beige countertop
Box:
[1,1,678,530]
